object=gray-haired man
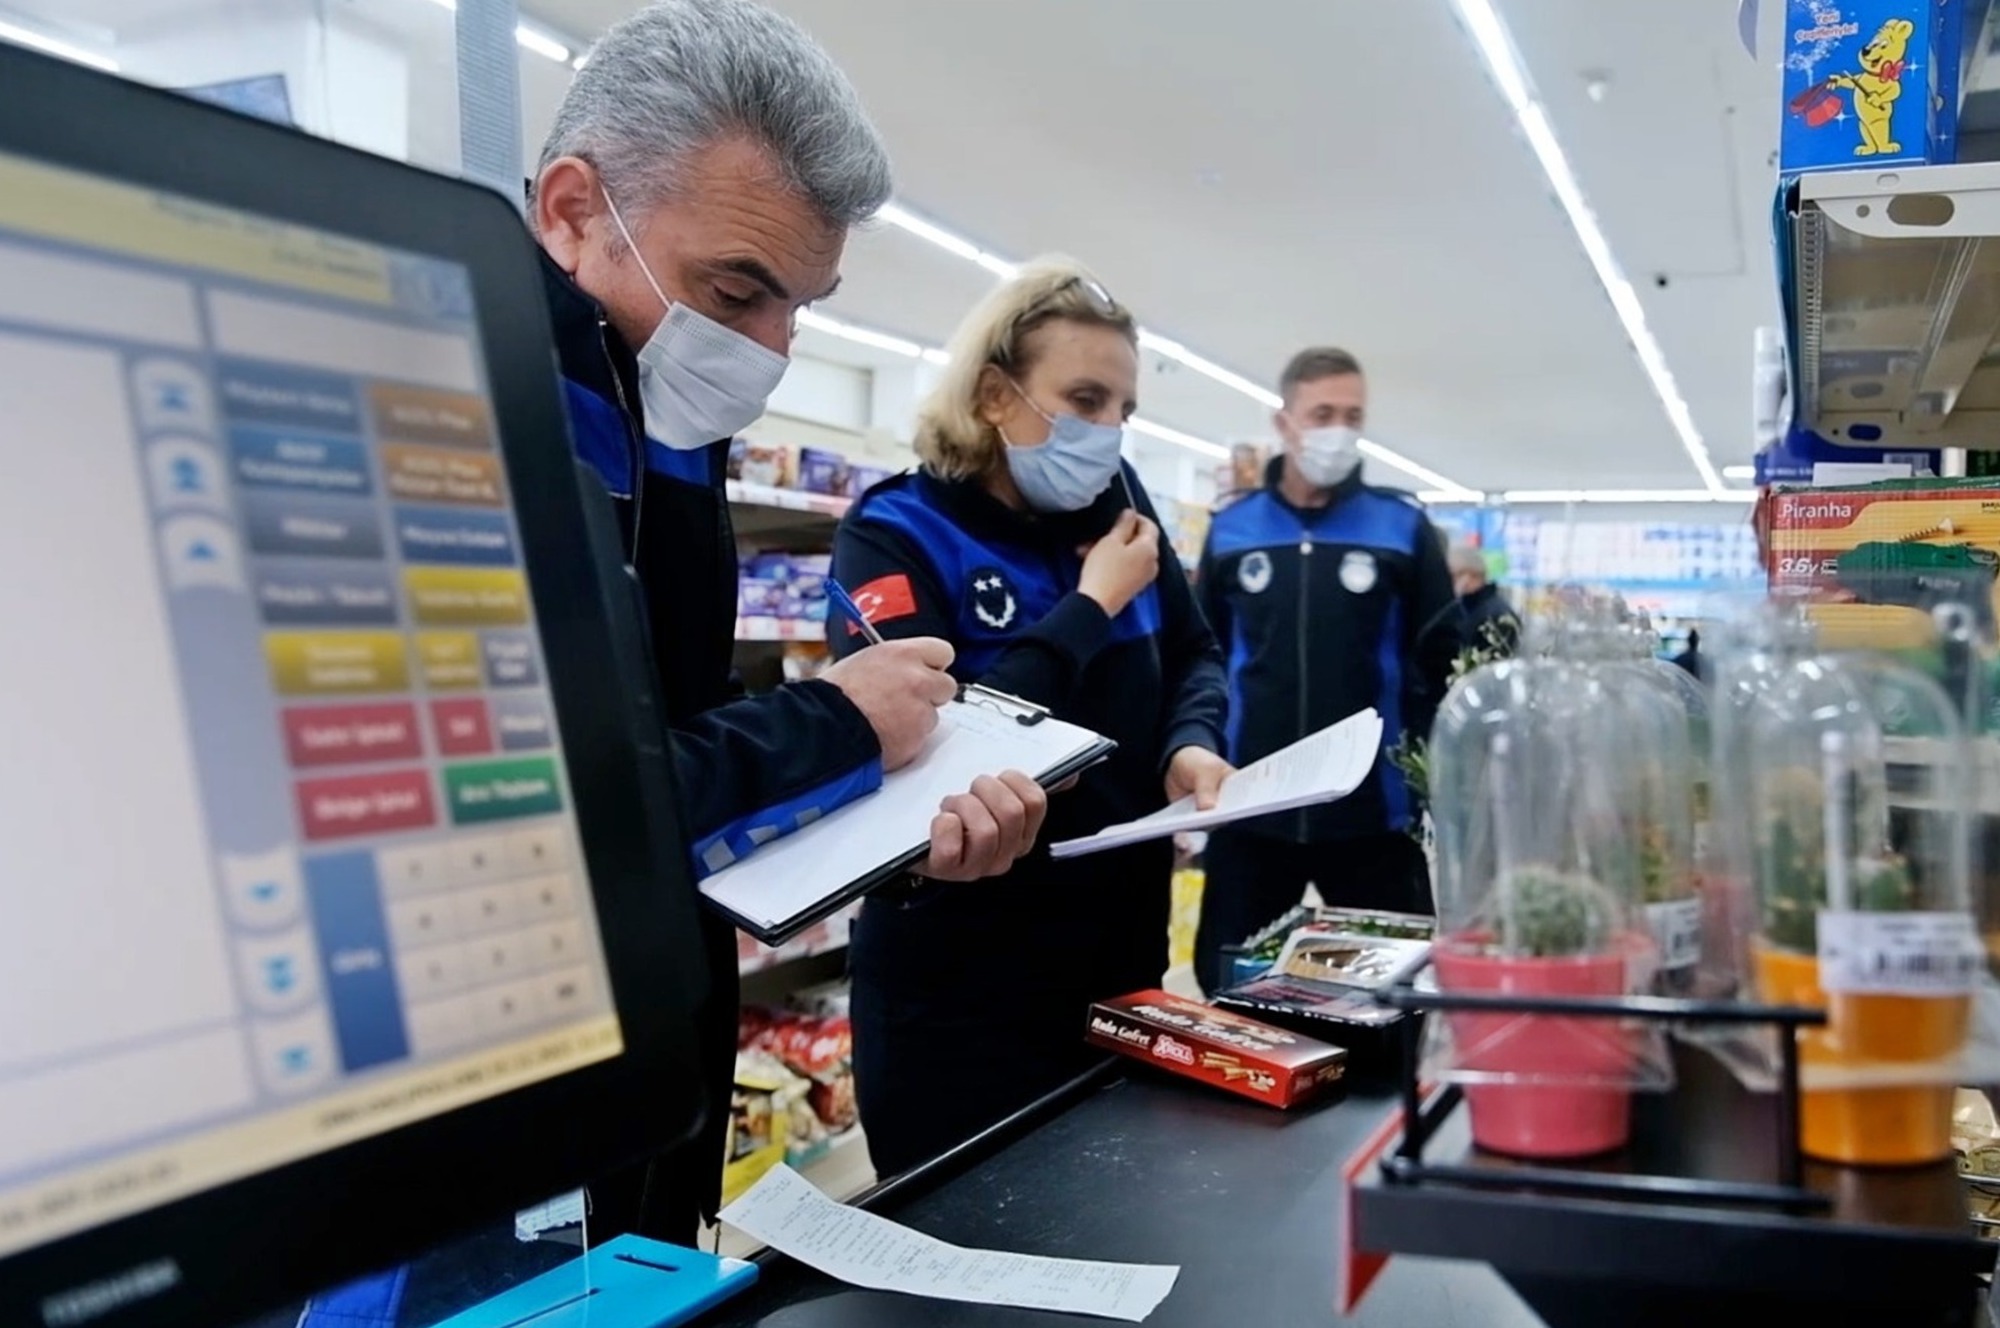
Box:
[530,0,1044,1240]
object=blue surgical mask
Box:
[1002,381,1127,513]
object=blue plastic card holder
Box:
[428,1234,757,1328]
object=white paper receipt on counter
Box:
[718,1164,1180,1322]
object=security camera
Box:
[1654,273,1670,289]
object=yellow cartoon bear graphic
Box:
[1828,18,1914,156]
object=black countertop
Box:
[695,1063,1542,1327]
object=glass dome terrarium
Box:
[1427,639,1666,1160]
[1738,649,1979,1166]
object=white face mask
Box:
[1295,424,1361,488]
[602,189,790,450]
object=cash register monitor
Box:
[0,44,709,1328]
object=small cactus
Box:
[1495,866,1621,957]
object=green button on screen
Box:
[443,756,563,825]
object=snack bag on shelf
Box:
[798,447,852,496]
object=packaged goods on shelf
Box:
[1764,479,2000,726]
[730,437,796,489]
[781,641,832,682]
[740,1007,858,1135]
[1271,927,1431,992]
[1779,0,1965,175]
[1085,990,1346,1108]
[797,446,851,496]
[736,552,831,623]
[787,979,852,1019]
[847,462,895,497]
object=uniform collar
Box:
[538,246,643,425]
[915,466,1128,548]
[1262,452,1365,515]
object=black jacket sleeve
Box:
[831,516,1116,710]
[668,680,884,857]
[1405,512,1460,737]
[1132,485,1229,770]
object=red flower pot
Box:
[1433,932,1647,1158]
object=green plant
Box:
[1494,866,1621,958]
[1393,621,1517,833]
[1756,766,1918,952]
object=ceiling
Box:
[5,0,1787,494]
[548,0,1785,495]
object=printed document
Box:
[1050,709,1382,858]
[719,1164,1179,1322]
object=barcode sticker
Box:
[1646,898,1703,971]
[1817,911,1982,996]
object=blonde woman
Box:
[830,258,1232,1173]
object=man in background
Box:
[1447,542,1521,662]
[1193,347,1454,994]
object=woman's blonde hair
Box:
[913,255,1138,481]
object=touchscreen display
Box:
[0,148,621,1260]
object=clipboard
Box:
[699,685,1117,945]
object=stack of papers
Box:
[1051,709,1382,859]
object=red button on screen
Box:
[297,769,438,840]
[282,703,423,769]
[430,698,494,757]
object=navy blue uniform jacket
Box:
[1198,461,1455,842]
[831,468,1228,981]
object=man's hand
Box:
[919,771,1047,881]
[822,637,958,771]
[1165,746,1233,810]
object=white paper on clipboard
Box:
[1050,709,1382,859]
[699,690,1114,940]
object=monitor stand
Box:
[429,1234,757,1328]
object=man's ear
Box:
[1272,408,1293,445]
[533,156,602,275]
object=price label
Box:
[1817,911,1982,996]
[1645,898,1703,971]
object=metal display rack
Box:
[1353,966,1994,1326]
[1787,162,2000,449]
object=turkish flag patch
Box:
[847,574,918,633]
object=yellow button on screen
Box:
[417,631,483,690]
[404,568,529,627]
[266,631,410,696]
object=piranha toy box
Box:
[1780,1,1966,174]
[1765,479,2000,728]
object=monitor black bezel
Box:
[0,43,709,1328]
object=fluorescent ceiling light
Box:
[1419,490,1487,503]
[1447,0,1721,494]
[1722,464,1756,480]
[870,202,1476,491]
[0,16,118,71]
[796,308,926,359]
[798,308,1231,458]
[1359,440,1479,500]
[1137,331,1280,409]
[1502,489,1757,504]
[875,202,1018,278]
[1128,417,1229,460]
[420,0,575,64]
[512,22,569,63]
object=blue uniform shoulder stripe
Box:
[1207,492,1301,559]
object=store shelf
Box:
[736,903,856,976]
[1789,161,2000,448]
[734,616,826,643]
[726,479,850,545]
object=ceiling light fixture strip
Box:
[871,199,1469,490]
[1447,0,1724,494]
